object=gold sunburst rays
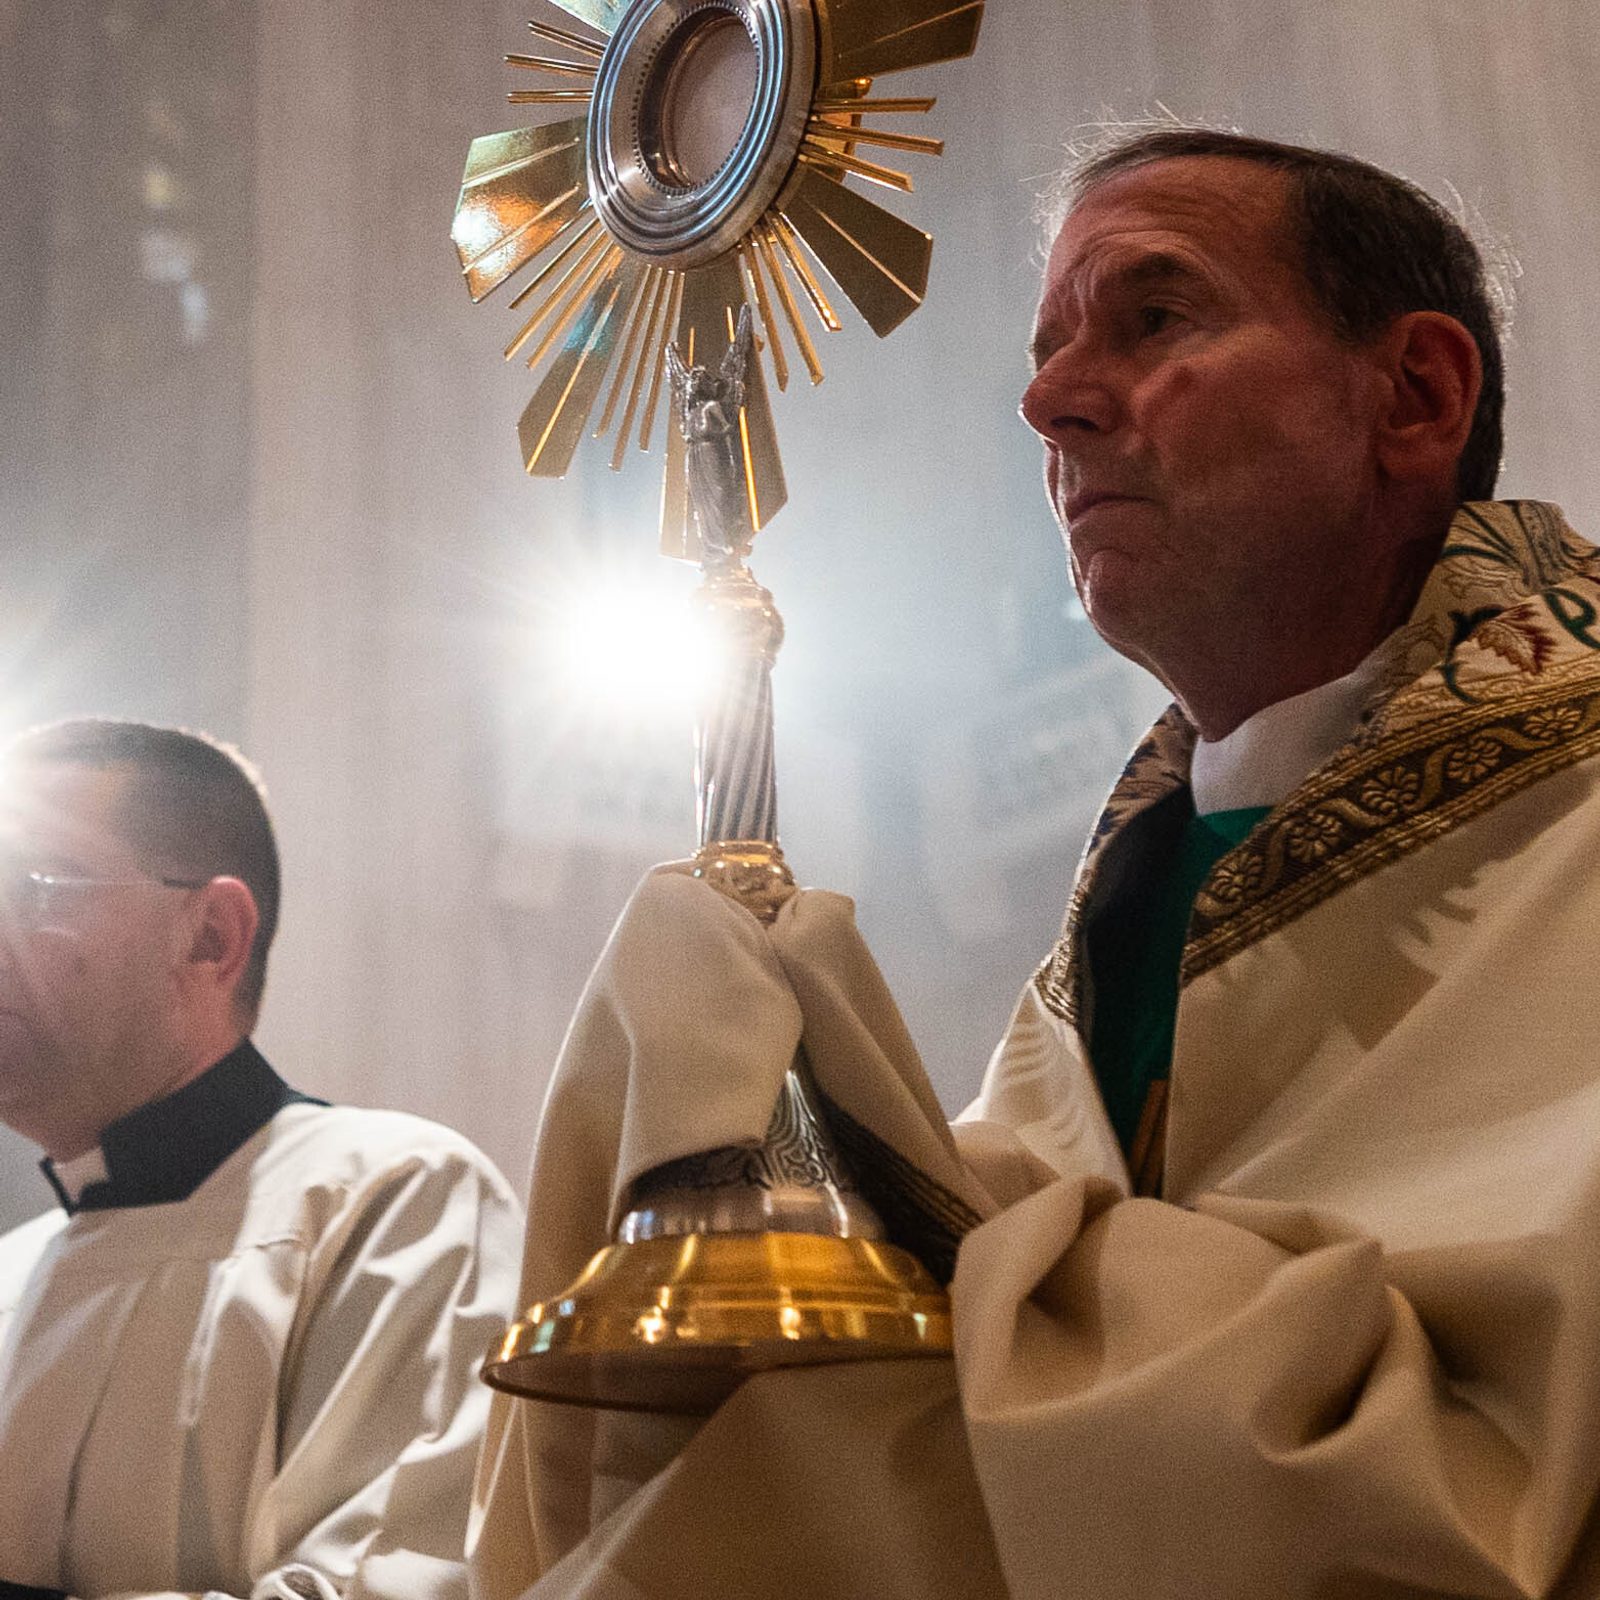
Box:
[451,0,983,550]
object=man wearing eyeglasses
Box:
[0,719,522,1600]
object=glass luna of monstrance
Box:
[452,0,984,1414]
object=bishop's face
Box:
[0,763,194,1157]
[1018,156,1385,684]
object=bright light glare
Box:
[547,585,725,717]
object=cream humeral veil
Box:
[472,502,1600,1599]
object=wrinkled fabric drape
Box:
[474,505,1600,1597]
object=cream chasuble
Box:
[473,501,1600,1599]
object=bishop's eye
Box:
[1137,304,1182,337]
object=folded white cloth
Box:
[516,868,1004,1291]
[469,868,1046,1599]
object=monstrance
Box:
[453,0,983,1412]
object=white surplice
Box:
[0,1066,523,1600]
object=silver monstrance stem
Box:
[695,567,779,850]
[616,308,882,1245]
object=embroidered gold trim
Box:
[1128,1078,1167,1198]
[1183,657,1600,979]
[821,1092,983,1285]
[1032,504,1600,1031]
[1034,709,1194,1028]
[1035,879,1092,1026]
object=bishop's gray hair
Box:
[1041,123,1513,503]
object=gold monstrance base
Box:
[483,1233,952,1415]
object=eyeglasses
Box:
[0,870,209,930]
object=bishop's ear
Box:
[1372,310,1483,488]
[182,876,258,1001]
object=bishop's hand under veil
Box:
[468,865,1027,1600]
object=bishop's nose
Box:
[1020,354,1118,442]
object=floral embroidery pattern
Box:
[1525,704,1584,741]
[1358,766,1424,819]
[1285,810,1343,863]
[1444,733,1503,783]
[1475,615,1551,675]
[1036,502,1600,1028]
[1186,658,1600,978]
[1206,852,1266,905]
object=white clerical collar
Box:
[1190,638,1393,814]
[49,1145,110,1205]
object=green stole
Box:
[1087,797,1270,1175]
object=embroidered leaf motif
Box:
[1474,616,1551,674]
[1449,606,1500,647]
